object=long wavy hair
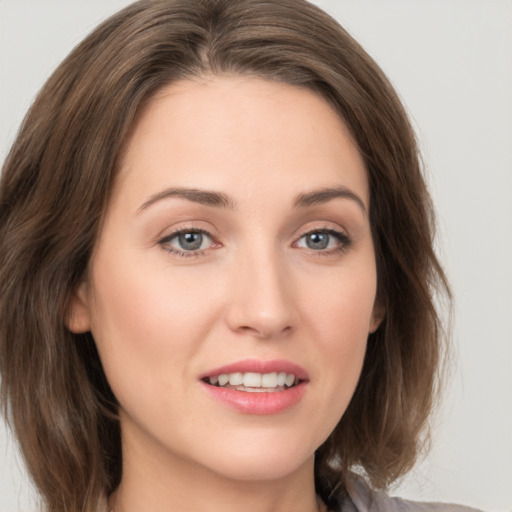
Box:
[0,1,450,511]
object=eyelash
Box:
[158,227,351,259]
[296,228,352,256]
[158,227,213,258]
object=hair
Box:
[0,1,450,511]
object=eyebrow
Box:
[137,187,235,213]
[137,185,367,215]
[293,186,368,215]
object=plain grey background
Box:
[1,1,511,511]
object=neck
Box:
[110,427,324,512]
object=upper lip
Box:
[200,359,309,380]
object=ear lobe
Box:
[369,301,386,334]
[66,281,92,333]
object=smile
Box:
[200,360,308,414]
[205,371,299,392]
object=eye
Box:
[159,229,214,256]
[295,229,349,252]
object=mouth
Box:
[200,359,308,414]
[202,371,302,393]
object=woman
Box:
[0,1,481,511]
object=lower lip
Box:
[200,381,307,415]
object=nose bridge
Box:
[225,238,296,338]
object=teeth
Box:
[208,371,298,389]
[261,372,278,388]
[240,387,271,393]
[243,372,261,387]
[285,373,295,387]
[217,374,229,386]
[228,372,243,386]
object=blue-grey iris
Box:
[178,232,203,251]
[306,232,329,250]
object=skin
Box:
[68,76,383,512]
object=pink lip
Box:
[199,359,309,415]
[201,382,307,415]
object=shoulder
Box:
[337,475,483,512]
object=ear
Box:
[369,300,386,334]
[66,281,92,333]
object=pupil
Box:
[179,232,203,250]
[307,232,329,250]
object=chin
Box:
[207,451,314,482]
[188,430,320,483]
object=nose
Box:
[224,248,298,339]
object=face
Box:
[68,76,382,484]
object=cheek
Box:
[300,259,376,420]
[315,290,372,387]
[302,255,377,341]
[86,254,222,403]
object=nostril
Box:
[236,323,293,339]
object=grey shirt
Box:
[98,477,483,512]
[341,476,483,512]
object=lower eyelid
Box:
[163,247,209,258]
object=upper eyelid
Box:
[295,228,350,245]
[159,226,212,241]
[299,226,345,235]
[293,224,349,240]
[155,221,221,244]
[157,223,349,241]
[155,212,354,242]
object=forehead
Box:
[114,76,369,211]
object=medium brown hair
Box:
[0,1,449,511]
